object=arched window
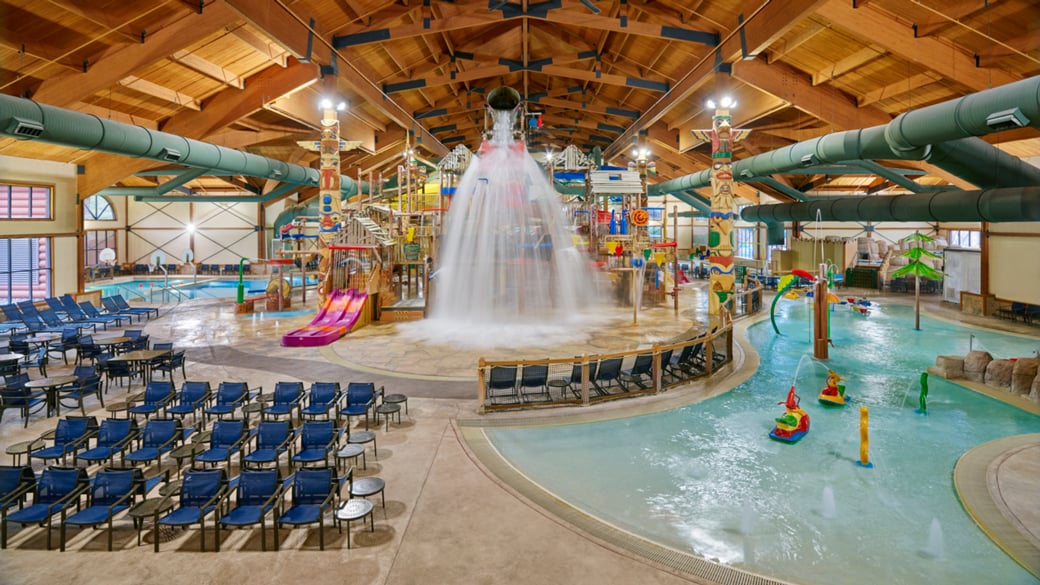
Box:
[83,195,115,220]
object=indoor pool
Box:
[485,301,1040,585]
[88,276,317,300]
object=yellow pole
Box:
[857,406,874,468]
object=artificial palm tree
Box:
[891,231,944,330]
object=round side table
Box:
[336,444,367,471]
[374,403,401,432]
[350,476,386,516]
[382,393,408,415]
[6,439,45,466]
[347,430,377,459]
[335,498,374,548]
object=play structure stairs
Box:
[353,217,395,247]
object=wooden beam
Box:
[810,45,886,86]
[678,90,786,151]
[72,103,159,129]
[767,20,826,64]
[264,90,377,152]
[604,0,829,159]
[32,2,239,107]
[911,0,987,37]
[857,71,943,107]
[331,9,503,48]
[169,50,246,89]
[816,0,1019,92]
[229,25,289,67]
[539,8,718,46]
[226,0,448,156]
[118,76,202,110]
[974,31,1040,67]
[732,59,892,131]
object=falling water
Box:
[740,502,755,535]
[923,517,944,559]
[821,485,836,518]
[424,107,601,347]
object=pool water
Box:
[486,301,1040,585]
[88,277,318,300]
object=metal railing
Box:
[476,280,763,413]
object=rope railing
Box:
[476,280,763,413]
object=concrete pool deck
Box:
[0,284,1037,584]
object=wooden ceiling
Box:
[0,0,1037,204]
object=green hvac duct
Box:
[740,187,1040,224]
[650,75,1040,195]
[0,93,368,198]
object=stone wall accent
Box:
[963,351,993,383]
[1011,357,1039,396]
[931,355,964,379]
[984,359,1014,388]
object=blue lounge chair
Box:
[243,420,295,470]
[218,469,284,551]
[263,381,303,422]
[194,419,249,469]
[299,382,339,421]
[127,380,175,419]
[276,467,338,550]
[59,469,137,551]
[31,418,94,465]
[487,366,519,405]
[166,381,211,423]
[619,353,653,391]
[591,357,624,396]
[0,466,36,545]
[3,467,88,549]
[57,374,104,417]
[47,327,80,365]
[154,468,228,552]
[0,381,46,427]
[338,382,377,429]
[518,364,550,402]
[77,300,131,327]
[75,418,138,467]
[112,295,159,320]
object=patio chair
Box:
[112,295,159,320]
[59,469,137,551]
[74,418,138,467]
[193,419,249,469]
[127,380,175,419]
[243,420,295,470]
[0,383,46,427]
[487,366,519,404]
[204,382,251,422]
[78,300,131,327]
[39,309,94,334]
[619,353,653,391]
[47,327,80,365]
[276,466,339,551]
[3,467,89,549]
[124,419,185,471]
[0,352,21,377]
[56,300,112,332]
[165,381,211,423]
[75,335,102,366]
[665,343,696,378]
[656,348,673,382]
[57,374,104,416]
[153,348,186,381]
[555,360,597,399]
[154,468,229,552]
[591,357,624,396]
[299,382,340,421]
[263,381,304,422]
[45,297,69,319]
[122,329,149,351]
[291,421,339,469]
[0,466,36,543]
[24,346,48,377]
[218,469,284,551]
[518,364,550,403]
[31,418,95,465]
[338,382,378,429]
[97,352,135,391]
[72,364,97,382]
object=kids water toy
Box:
[856,406,874,468]
[769,268,817,335]
[770,386,810,443]
[818,369,848,406]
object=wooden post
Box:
[580,355,590,406]
[652,344,661,394]
[477,358,487,413]
[813,262,829,360]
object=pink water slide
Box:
[281,288,368,347]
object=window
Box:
[0,183,52,219]
[736,227,756,259]
[947,229,980,249]
[85,230,118,266]
[0,238,51,304]
[83,195,115,221]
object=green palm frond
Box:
[901,247,942,260]
[902,232,935,244]
[891,262,944,280]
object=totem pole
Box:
[691,99,750,319]
[298,101,346,309]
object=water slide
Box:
[281,288,368,347]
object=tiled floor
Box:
[0,285,1036,584]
